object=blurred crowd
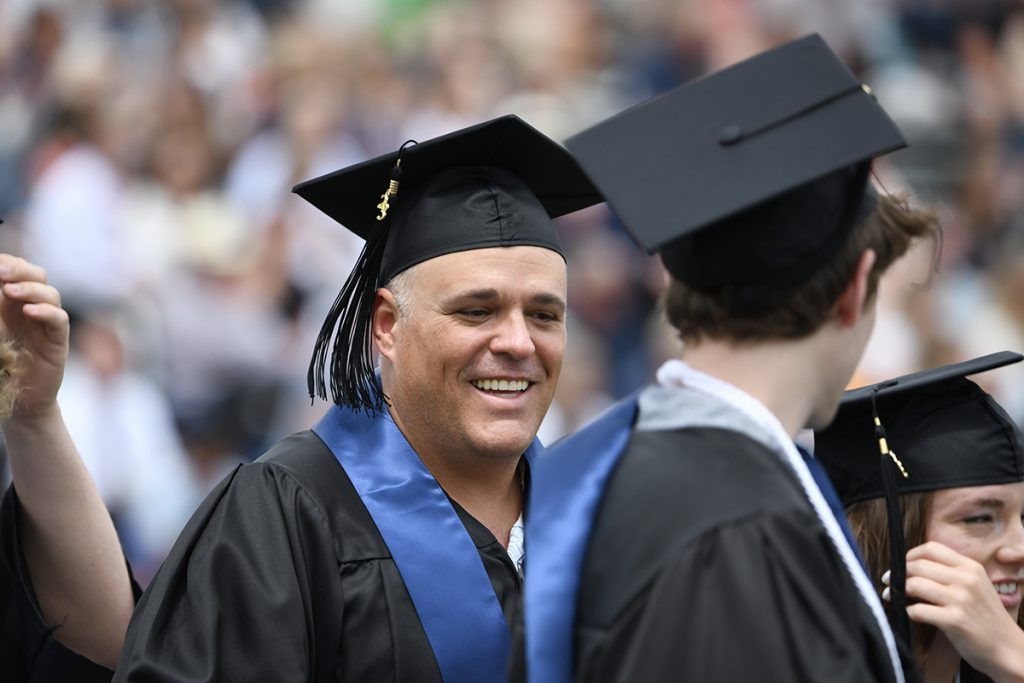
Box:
[0,0,1022,582]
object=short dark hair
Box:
[662,193,940,344]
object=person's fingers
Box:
[21,302,69,344]
[906,601,956,629]
[905,557,964,586]
[905,574,963,607]
[0,255,47,285]
[907,541,976,568]
[2,281,61,308]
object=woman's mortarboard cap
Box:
[564,33,906,294]
[293,115,601,412]
[816,351,1024,504]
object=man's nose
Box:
[490,311,535,359]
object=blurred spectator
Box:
[22,103,129,308]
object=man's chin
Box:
[468,421,539,459]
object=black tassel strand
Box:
[308,141,415,413]
[308,223,391,413]
[872,389,913,651]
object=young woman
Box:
[817,352,1024,683]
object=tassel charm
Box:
[873,415,909,478]
[374,140,416,221]
[376,166,401,221]
[887,450,909,479]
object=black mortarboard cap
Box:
[815,350,1024,651]
[293,115,600,412]
[564,33,906,295]
[817,351,1024,503]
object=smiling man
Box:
[113,116,599,683]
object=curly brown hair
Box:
[0,338,24,419]
[662,193,941,344]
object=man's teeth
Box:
[473,379,529,392]
[996,582,1019,595]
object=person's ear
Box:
[373,289,400,359]
[834,249,877,327]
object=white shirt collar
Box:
[507,512,525,577]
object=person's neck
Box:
[389,408,524,548]
[922,632,961,683]
[425,450,524,548]
[681,337,830,439]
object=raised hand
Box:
[900,541,1024,681]
[0,254,68,419]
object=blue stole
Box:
[524,396,639,683]
[798,444,867,569]
[314,404,540,683]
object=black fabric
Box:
[961,660,996,683]
[563,33,905,291]
[562,427,916,683]
[658,163,870,296]
[378,166,563,282]
[0,485,142,683]
[113,431,522,683]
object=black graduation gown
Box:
[113,431,522,682]
[0,485,141,683]
[568,427,908,683]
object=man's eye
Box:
[531,311,560,323]
[460,309,489,318]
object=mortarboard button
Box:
[718,125,742,146]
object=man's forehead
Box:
[419,245,565,277]
[410,246,566,297]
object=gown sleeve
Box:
[576,509,895,683]
[0,484,141,683]
[113,460,345,683]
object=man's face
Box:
[378,245,567,461]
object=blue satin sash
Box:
[314,404,539,683]
[524,396,638,683]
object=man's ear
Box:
[834,249,877,327]
[373,289,400,360]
